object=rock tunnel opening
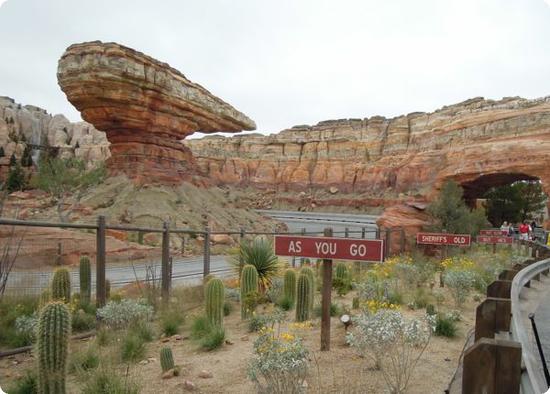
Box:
[460,172,548,226]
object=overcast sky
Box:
[0,0,549,138]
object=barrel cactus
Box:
[301,266,315,313]
[51,268,71,302]
[37,302,71,394]
[240,264,259,319]
[205,278,225,328]
[79,256,91,305]
[283,270,296,305]
[335,262,348,282]
[160,347,175,372]
[295,273,312,322]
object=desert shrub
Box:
[444,269,476,307]
[435,314,457,337]
[71,309,96,332]
[14,312,38,344]
[233,237,280,290]
[412,288,430,309]
[69,344,100,373]
[159,308,184,336]
[128,320,154,342]
[81,365,140,394]
[97,299,153,329]
[346,310,434,393]
[224,301,233,316]
[7,369,37,394]
[277,295,294,311]
[191,315,211,339]
[248,327,309,393]
[120,334,146,362]
[445,310,462,322]
[266,277,284,303]
[314,302,341,317]
[95,327,111,346]
[248,309,286,333]
[387,290,404,305]
[425,304,436,316]
[0,296,39,347]
[225,287,240,302]
[199,326,226,351]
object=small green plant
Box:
[425,304,436,316]
[314,302,341,317]
[444,269,476,307]
[199,326,226,351]
[79,256,92,305]
[223,301,233,316]
[205,278,225,328]
[120,333,146,362]
[276,295,294,311]
[37,302,71,394]
[295,272,312,322]
[435,314,457,337]
[71,309,96,332]
[69,344,100,373]
[95,327,111,346]
[81,365,140,394]
[191,315,211,339]
[233,237,280,290]
[7,370,37,394]
[128,320,154,342]
[283,269,297,305]
[51,268,71,302]
[159,306,185,336]
[241,264,259,319]
[412,288,430,309]
[97,299,153,329]
[160,347,175,372]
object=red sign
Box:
[480,229,507,236]
[416,232,471,246]
[476,235,513,244]
[274,236,384,262]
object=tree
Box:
[484,181,547,225]
[427,180,488,235]
[21,145,33,167]
[31,157,106,222]
[6,163,27,192]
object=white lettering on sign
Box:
[453,236,467,244]
[422,235,448,243]
[288,241,302,253]
[315,241,337,255]
[350,243,367,257]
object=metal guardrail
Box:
[511,244,550,394]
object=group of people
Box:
[500,220,538,241]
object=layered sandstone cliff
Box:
[57,41,255,184]
[0,96,110,170]
[186,96,550,199]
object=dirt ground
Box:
[0,287,476,394]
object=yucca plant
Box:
[232,237,280,292]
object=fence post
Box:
[240,227,245,242]
[203,227,210,277]
[385,229,392,257]
[161,221,170,304]
[96,215,106,308]
[321,227,333,351]
[376,227,380,240]
[345,227,349,238]
[301,228,306,236]
[361,227,366,239]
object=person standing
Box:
[519,221,529,241]
[500,221,508,234]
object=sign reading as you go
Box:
[416,232,471,246]
[480,229,508,236]
[274,236,385,262]
[477,235,513,244]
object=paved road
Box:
[6,255,233,294]
[256,209,379,238]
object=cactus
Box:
[105,279,111,300]
[335,262,348,282]
[79,256,91,305]
[240,264,259,319]
[205,278,225,328]
[301,267,315,313]
[283,270,296,305]
[160,347,175,372]
[51,268,71,302]
[295,273,312,322]
[37,302,71,394]
[203,273,215,285]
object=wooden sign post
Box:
[274,229,385,351]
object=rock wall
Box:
[0,96,110,170]
[186,96,550,197]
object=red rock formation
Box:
[186,96,550,231]
[57,41,255,184]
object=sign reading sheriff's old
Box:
[274,236,384,262]
[416,232,471,246]
[477,235,513,244]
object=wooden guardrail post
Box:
[161,221,170,304]
[475,297,511,341]
[462,338,521,394]
[203,227,210,277]
[96,215,106,308]
[321,227,333,351]
[486,280,512,299]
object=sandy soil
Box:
[0,287,477,394]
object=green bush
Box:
[233,237,280,290]
[191,315,211,339]
[72,309,96,332]
[314,302,341,317]
[276,295,294,311]
[0,296,39,348]
[120,334,146,362]
[425,304,436,316]
[81,366,140,394]
[159,311,184,336]
[95,327,111,347]
[128,320,154,342]
[7,369,37,394]
[223,301,233,317]
[412,288,430,309]
[435,314,457,337]
[69,345,100,373]
[199,326,226,351]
